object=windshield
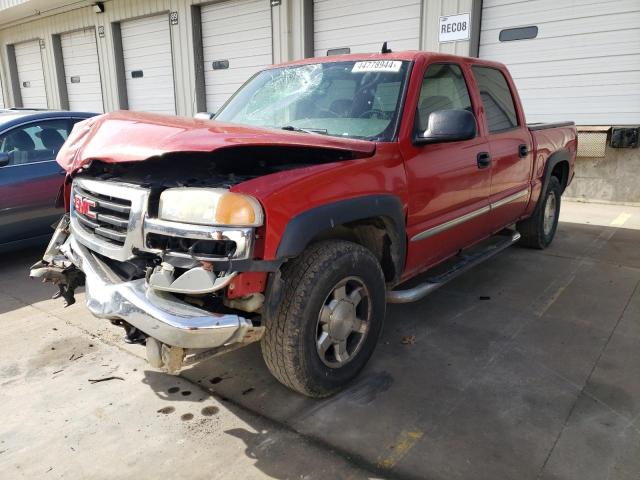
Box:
[215,60,411,141]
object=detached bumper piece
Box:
[30,217,263,373]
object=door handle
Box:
[518,144,529,158]
[477,152,491,169]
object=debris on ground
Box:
[88,376,124,384]
[479,296,491,300]
[401,335,417,345]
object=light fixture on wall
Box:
[93,2,105,14]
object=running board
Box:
[386,231,521,304]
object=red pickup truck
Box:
[31,51,576,397]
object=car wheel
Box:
[518,176,562,249]
[261,240,386,398]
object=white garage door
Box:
[201,0,273,112]
[121,14,176,114]
[14,40,47,108]
[313,0,421,57]
[479,0,640,125]
[61,28,103,112]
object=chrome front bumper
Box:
[60,234,253,349]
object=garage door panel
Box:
[203,28,271,47]
[315,20,421,53]
[506,54,640,79]
[121,14,176,115]
[314,5,421,30]
[314,0,419,19]
[201,0,273,113]
[481,12,640,46]
[313,0,420,56]
[14,40,47,108]
[61,28,103,112]
[480,38,640,66]
[481,0,638,28]
[516,71,640,90]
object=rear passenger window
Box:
[472,67,518,133]
[415,63,473,134]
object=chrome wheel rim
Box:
[543,191,557,236]
[316,276,371,368]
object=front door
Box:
[471,66,532,231]
[0,118,72,247]
[402,62,492,277]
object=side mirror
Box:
[0,152,10,167]
[414,109,476,145]
[194,112,215,120]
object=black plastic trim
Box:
[276,195,406,274]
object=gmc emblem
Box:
[74,194,96,219]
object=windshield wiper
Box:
[281,125,328,135]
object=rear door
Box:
[471,65,532,231]
[402,62,492,276]
[0,118,72,246]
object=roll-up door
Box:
[61,28,103,112]
[201,0,273,113]
[14,40,47,108]
[313,0,422,57]
[479,0,640,124]
[120,14,176,114]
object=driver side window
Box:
[415,64,472,134]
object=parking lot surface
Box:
[1,200,639,479]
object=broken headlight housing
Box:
[158,188,263,227]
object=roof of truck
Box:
[270,49,506,71]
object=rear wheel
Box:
[518,176,562,249]
[261,240,386,398]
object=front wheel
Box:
[261,240,386,398]
[518,176,562,249]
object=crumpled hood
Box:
[57,110,377,174]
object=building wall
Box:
[566,147,640,205]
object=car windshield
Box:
[215,60,411,141]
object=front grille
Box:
[73,184,132,247]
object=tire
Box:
[518,176,562,249]
[261,240,386,398]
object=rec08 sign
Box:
[439,13,471,43]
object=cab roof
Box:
[270,50,506,71]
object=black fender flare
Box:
[275,194,406,276]
[541,149,571,196]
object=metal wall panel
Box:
[313,0,422,56]
[120,13,176,114]
[60,28,103,112]
[201,0,273,112]
[479,0,640,125]
[14,39,47,107]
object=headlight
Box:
[158,188,263,227]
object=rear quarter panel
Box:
[526,125,577,215]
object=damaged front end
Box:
[31,176,271,374]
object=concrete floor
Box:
[1,200,639,480]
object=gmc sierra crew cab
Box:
[31,51,576,397]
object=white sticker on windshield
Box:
[351,60,402,73]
